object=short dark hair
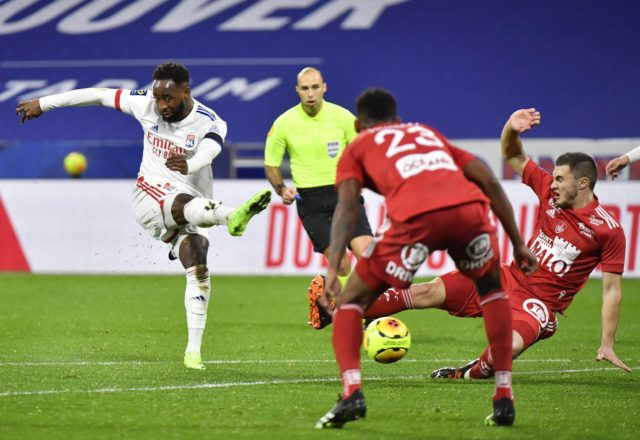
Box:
[153,62,190,85]
[556,152,598,190]
[356,88,397,123]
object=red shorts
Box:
[441,265,558,344]
[355,201,500,292]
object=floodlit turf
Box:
[1,275,638,439]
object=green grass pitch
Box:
[1,275,639,439]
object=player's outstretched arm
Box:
[463,159,538,275]
[605,145,640,180]
[16,88,118,125]
[597,272,632,372]
[501,108,541,176]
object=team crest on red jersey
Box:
[555,222,567,234]
[400,243,429,270]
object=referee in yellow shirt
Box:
[264,67,372,328]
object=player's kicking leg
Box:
[308,279,437,329]
[227,189,272,236]
[168,190,271,236]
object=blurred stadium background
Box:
[1,0,639,275]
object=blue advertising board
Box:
[2,0,640,141]
[1,0,639,178]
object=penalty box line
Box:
[0,367,635,398]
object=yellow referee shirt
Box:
[264,101,357,188]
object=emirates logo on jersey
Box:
[555,222,567,234]
[530,231,581,277]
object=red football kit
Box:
[337,122,499,291]
[332,121,516,404]
[441,159,626,344]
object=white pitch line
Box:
[0,376,357,398]
[0,58,324,69]
[514,367,636,376]
[0,367,634,398]
[0,358,572,367]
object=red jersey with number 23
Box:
[337,122,488,222]
[506,160,626,312]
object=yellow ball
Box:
[363,317,411,364]
[63,152,87,177]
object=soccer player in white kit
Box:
[16,63,272,370]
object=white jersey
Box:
[116,89,227,199]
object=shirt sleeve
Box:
[115,89,152,119]
[448,144,477,168]
[522,159,553,200]
[600,227,626,274]
[39,88,117,112]
[187,137,221,174]
[344,110,358,143]
[336,139,364,188]
[204,120,227,146]
[264,118,287,167]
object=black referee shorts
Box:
[296,185,373,253]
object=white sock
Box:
[183,198,235,227]
[184,265,211,354]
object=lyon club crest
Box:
[185,133,196,149]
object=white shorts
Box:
[132,176,208,254]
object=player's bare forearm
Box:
[485,180,537,273]
[490,183,522,246]
[265,165,297,204]
[500,122,528,175]
[464,159,537,273]
[600,272,622,347]
[597,272,632,371]
[265,166,286,195]
[464,160,522,247]
[501,108,540,176]
[327,180,361,271]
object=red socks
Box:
[364,288,413,318]
[333,304,364,398]
[478,290,513,400]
